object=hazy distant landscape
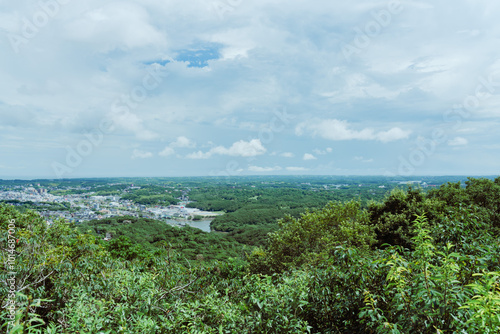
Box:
[0,174,480,230]
[2,0,500,332]
[1,175,500,332]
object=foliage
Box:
[360,214,500,333]
[251,200,376,273]
[428,177,500,232]
[368,187,446,249]
[304,247,387,333]
[78,216,249,262]
[227,224,277,247]
[120,187,178,206]
[188,181,393,234]
[460,272,500,333]
[211,204,298,232]
[1,176,500,333]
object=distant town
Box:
[0,175,475,235]
[0,183,220,228]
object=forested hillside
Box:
[1,177,499,333]
[77,216,249,261]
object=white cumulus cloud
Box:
[248,165,282,172]
[131,149,153,159]
[159,146,175,157]
[185,150,212,159]
[313,148,333,155]
[211,139,266,157]
[110,110,158,141]
[159,136,196,157]
[377,128,412,143]
[286,167,308,171]
[303,153,317,160]
[296,119,411,143]
[171,136,196,148]
[187,139,266,159]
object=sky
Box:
[0,0,499,179]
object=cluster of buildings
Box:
[147,205,219,220]
[0,187,56,203]
[0,186,218,226]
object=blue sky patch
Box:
[174,44,222,68]
[143,59,171,66]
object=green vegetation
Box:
[187,178,397,246]
[0,200,71,213]
[77,216,249,261]
[120,186,180,206]
[1,176,499,333]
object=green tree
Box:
[368,187,445,249]
[250,200,376,273]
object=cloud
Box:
[448,137,468,146]
[376,128,412,143]
[313,148,333,155]
[2,0,500,177]
[159,146,175,157]
[110,110,158,141]
[303,153,317,160]
[296,119,411,143]
[159,136,196,157]
[65,3,166,52]
[286,166,308,171]
[185,150,212,159]
[248,165,282,172]
[170,136,196,148]
[131,149,153,159]
[212,139,266,157]
[187,139,266,159]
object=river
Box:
[166,219,212,232]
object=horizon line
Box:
[0,174,498,181]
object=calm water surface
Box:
[166,219,212,232]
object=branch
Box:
[155,275,200,303]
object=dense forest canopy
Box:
[1,176,499,333]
